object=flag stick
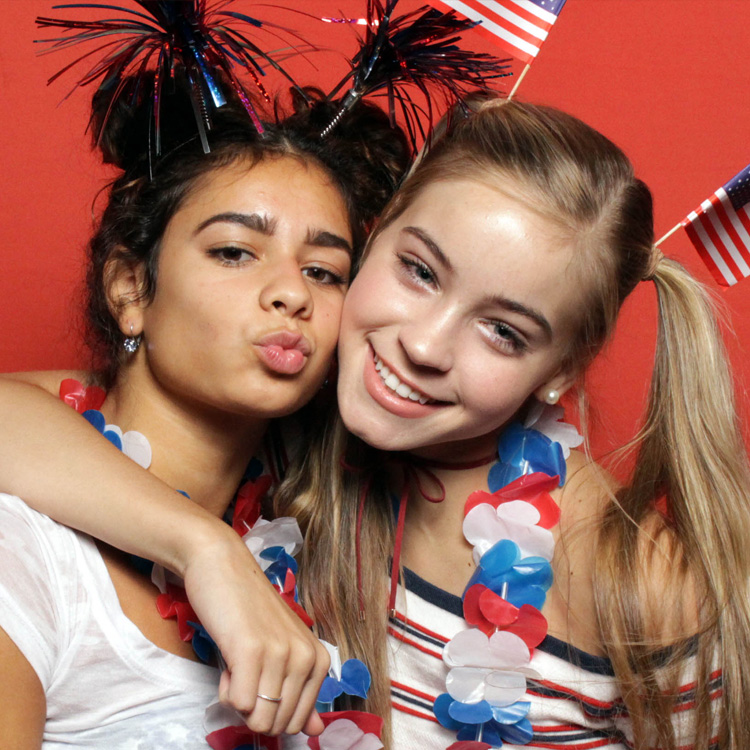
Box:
[507,63,530,100]
[655,222,683,247]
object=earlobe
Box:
[104,253,147,339]
[534,368,577,406]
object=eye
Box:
[302,265,348,287]
[207,246,256,266]
[398,253,436,287]
[483,320,527,354]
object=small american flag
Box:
[429,0,567,64]
[682,163,750,286]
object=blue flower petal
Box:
[260,546,298,575]
[82,409,105,433]
[340,658,371,699]
[481,539,521,575]
[103,429,122,450]
[244,457,265,482]
[187,621,217,664]
[317,675,344,704]
[489,423,566,490]
[458,722,505,746]
[506,584,547,611]
[434,693,464,731]
[498,717,533,744]
[449,699,494,725]
[492,701,531,725]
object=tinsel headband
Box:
[321,0,511,150]
[35,0,309,154]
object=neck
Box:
[397,456,494,595]
[102,372,268,518]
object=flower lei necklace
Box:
[59,379,386,750]
[393,401,583,750]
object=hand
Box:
[182,524,330,736]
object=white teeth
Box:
[385,373,400,390]
[395,383,411,398]
[373,354,432,404]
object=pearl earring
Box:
[123,324,142,354]
[544,388,560,405]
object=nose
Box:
[397,307,456,372]
[259,259,313,319]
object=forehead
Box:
[174,155,351,233]
[389,177,582,329]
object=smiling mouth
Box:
[373,353,435,404]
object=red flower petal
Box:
[464,474,560,528]
[282,596,314,628]
[156,585,199,641]
[503,603,548,648]
[207,726,279,750]
[478,586,519,628]
[59,378,106,413]
[233,475,273,534]
[463,584,492,635]
[464,491,496,515]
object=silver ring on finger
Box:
[257,693,282,704]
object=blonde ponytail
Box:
[596,259,750,748]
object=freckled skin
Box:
[337,177,580,461]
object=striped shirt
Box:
[388,569,720,749]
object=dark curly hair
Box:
[86,76,409,386]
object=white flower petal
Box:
[487,631,532,670]
[121,430,152,469]
[496,500,540,525]
[319,719,383,750]
[483,669,528,707]
[444,629,531,670]
[446,667,489,703]
[241,516,303,560]
[524,403,583,459]
[319,639,342,680]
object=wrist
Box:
[166,510,243,579]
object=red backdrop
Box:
[2,1,749,465]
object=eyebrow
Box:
[306,229,353,255]
[488,295,553,341]
[195,212,352,255]
[402,226,553,340]
[196,212,276,236]
[403,226,454,272]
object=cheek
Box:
[458,357,531,416]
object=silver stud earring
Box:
[123,324,141,354]
[544,388,560,405]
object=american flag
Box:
[682,163,750,286]
[428,0,567,64]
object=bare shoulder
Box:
[0,370,90,395]
[0,625,46,746]
[544,451,613,652]
[635,514,701,644]
[555,449,616,530]
[555,453,700,646]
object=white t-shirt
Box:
[0,493,219,748]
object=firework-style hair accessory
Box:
[321,0,511,149]
[36,0,310,155]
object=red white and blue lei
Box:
[433,402,582,750]
[59,379,384,750]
